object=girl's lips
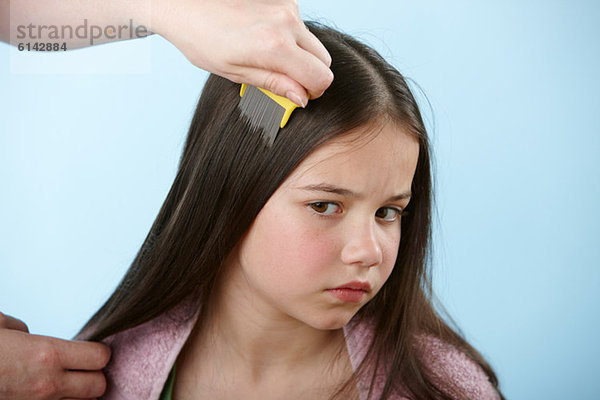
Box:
[331,280,371,292]
[326,288,367,303]
[326,281,371,303]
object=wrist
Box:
[105,0,157,37]
[146,0,174,38]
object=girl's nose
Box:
[340,220,383,268]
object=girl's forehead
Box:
[280,123,419,189]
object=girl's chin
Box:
[304,312,358,331]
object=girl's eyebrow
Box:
[296,183,411,202]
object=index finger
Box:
[48,337,111,371]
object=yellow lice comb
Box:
[239,83,304,146]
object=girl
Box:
[79,22,504,400]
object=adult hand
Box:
[0,312,111,400]
[151,0,333,107]
[0,0,333,106]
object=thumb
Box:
[0,312,30,332]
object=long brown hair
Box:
[81,21,503,400]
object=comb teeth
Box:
[238,85,286,146]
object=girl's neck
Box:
[191,278,348,382]
[214,295,343,372]
[176,264,353,393]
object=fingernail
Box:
[286,91,306,108]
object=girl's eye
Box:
[309,202,340,215]
[375,207,403,222]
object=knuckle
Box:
[274,6,299,26]
[262,32,288,53]
[262,72,280,93]
[287,1,301,19]
[314,67,334,93]
[31,376,59,399]
[36,343,60,368]
[321,68,334,86]
[323,50,333,67]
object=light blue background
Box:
[1,1,599,399]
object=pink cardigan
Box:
[91,301,499,400]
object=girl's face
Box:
[225,123,420,330]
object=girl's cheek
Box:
[384,232,400,256]
[382,235,401,275]
[286,223,339,277]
